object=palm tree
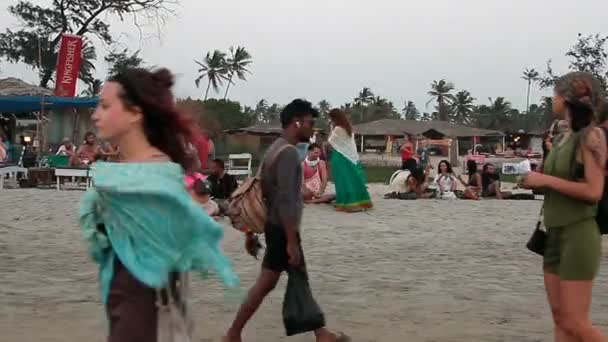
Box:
[254,99,268,123]
[522,68,540,113]
[426,79,456,121]
[354,87,374,106]
[194,50,228,100]
[78,39,98,88]
[477,97,513,130]
[420,112,432,121]
[223,46,252,100]
[402,101,420,120]
[372,96,389,107]
[540,96,554,129]
[105,48,145,76]
[318,100,331,114]
[451,90,476,124]
[81,79,102,97]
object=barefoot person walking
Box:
[521,72,607,342]
[223,99,349,342]
[80,68,239,341]
[328,109,373,212]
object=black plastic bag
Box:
[282,268,326,336]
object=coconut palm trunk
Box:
[223,73,233,100]
[205,80,212,100]
[526,80,531,113]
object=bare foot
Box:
[221,333,242,342]
[316,328,351,342]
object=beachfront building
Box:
[0,78,97,149]
[352,119,504,165]
[226,122,326,153]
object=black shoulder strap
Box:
[568,131,582,180]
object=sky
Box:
[1,0,608,112]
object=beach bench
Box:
[227,153,252,179]
[0,165,28,189]
[55,167,91,190]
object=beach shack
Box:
[0,78,97,152]
[352,119,504,165]
[225,122,326,154]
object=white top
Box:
[57,144,76,155]
[434,174,457,193]
[328,127,359,163]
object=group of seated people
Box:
[386,158,533,200]
[187,143,338,222]
[56,132,120,166]
[185,158,239,220]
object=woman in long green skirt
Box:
[328,109,373,212]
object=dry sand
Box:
[2,185,608,342]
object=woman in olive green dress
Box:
[522,72,607,341]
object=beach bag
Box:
[228,144,295,234]
[596,127,608,234]
[526,207,546,256]
[157,272,193,342]
[283,267,326,336]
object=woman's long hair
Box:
[466,159,477,176]
[108,68,199,170]
[329,109,353,136]
[554,72,603,132]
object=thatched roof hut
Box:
[225,122,325,136]
[352,119,503,138]
[0,78,53,96]
[225,122,283,135]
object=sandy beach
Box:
[2,185,608,342]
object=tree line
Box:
[1,1,608,135]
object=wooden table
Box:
[26,168,54,188]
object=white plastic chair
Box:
[227,153,252,178]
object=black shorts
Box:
[262,223,303,273]
[401,158,417,171]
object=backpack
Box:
[569,128,608,234]
[228,144,295,234]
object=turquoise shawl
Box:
[79,161,239,304]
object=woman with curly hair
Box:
[521,72,607,341]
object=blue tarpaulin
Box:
[0,95,98,113]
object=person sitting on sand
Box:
[481,163,511,199]
[302,143,336,204]
[457,159,482,200]
[187,175,221,220]
[434,160,457,199]
[208,159,238,214]
[384,166,433,200]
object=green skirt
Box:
[330,150,373,212]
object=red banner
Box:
[54,34,83,97]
